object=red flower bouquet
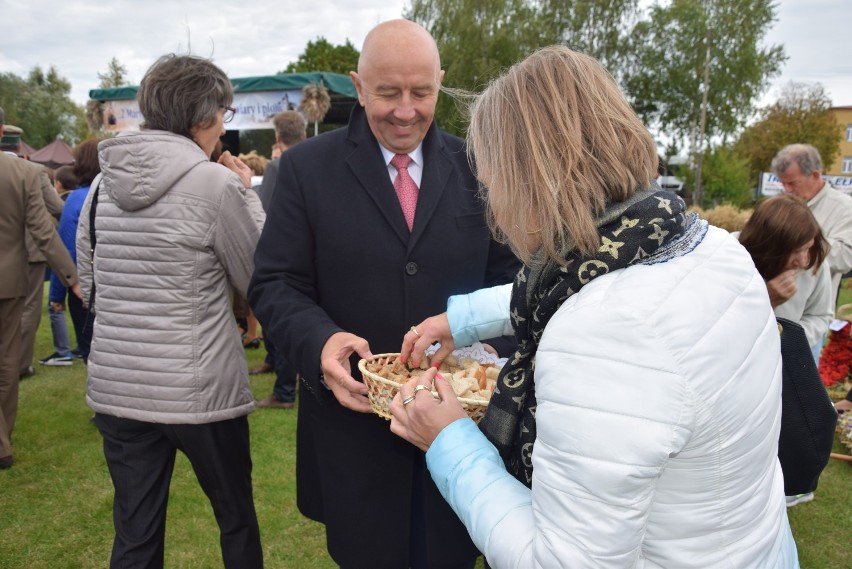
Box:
[819,324,852,386]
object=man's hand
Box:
[49,301,65,312]
[70,283,83,301]
[321,332,373,413]
[766,269,798,308]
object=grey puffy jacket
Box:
[77,130,265,424]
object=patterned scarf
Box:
[479,188,708,486]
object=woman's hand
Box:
[766,269,798,308]
[390,367,467,452]
[400,313,455,368]
[218,151,253,189]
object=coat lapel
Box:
[344,106,454,248]
[345,107,411,244]
[408,123,450,250]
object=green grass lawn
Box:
[1,295,851,568]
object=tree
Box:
[406,0,542,136]
[98,57,130,88]
[282,38,360,75]
[627,0,785,204]
[537,0,641,86]
[735,81,842,187]
[700,145,753,207]
[0,66,88,148]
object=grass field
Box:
[1,292,851,568]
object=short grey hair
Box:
[771,143,823,176]
[137,54,233,139]
[272,111,307,147]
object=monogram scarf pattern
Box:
[478,188,707,486]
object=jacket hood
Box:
[98,130,209,212]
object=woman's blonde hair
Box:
[467,46,657,265]
[238,150,268,176]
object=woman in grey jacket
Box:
[76,55,266,568]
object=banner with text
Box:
[101,91,303,132]
[760,172,852,197]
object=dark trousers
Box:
[94,413,263,569]
[67,291,92,360]
[266,337,296,404]
[0,297,24,458]
[272,355,297,404]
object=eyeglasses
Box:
[222,105,236,124]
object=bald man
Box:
[250,19,519,569]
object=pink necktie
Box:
[391,153,419,231]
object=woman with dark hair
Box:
[739,193,832,509]
[390,46,798,567]
[738,193,832,361]
[47,139,100,362]
[76,54,265,568]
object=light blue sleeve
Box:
[426,418,535,567]
[447,283,513,347]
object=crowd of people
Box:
[2,16,851,569]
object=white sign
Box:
[760,172,852,197]
[230,91,302,130]
[100,91,303,132]
[102,100,143,132]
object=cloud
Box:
[2,0,849,112]
[1,0,406,104]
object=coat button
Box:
[405,262,418,276]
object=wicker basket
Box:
[358,353,490,424]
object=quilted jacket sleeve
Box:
[447,284,513,347]
[210,179,265,299]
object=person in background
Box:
[1,126,66,379]
[0,106,79,470]
[773,144,852,304]
[738,194,835,510]
[391,45,798,568]
[738,193,832,363]
[238,150,267,194]
[256,110,307,211]
[39,165,80,366]
[251,110,307,411]
[48,139,101,364]
[249,19,519,568]
[76,54,265,568]
[53,165,77,201]
[233,151,267,349]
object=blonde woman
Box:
[391,46,799,568]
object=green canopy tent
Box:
[87,71,358,133]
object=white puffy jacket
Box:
[429,225,799,568]
[77,130,265,424]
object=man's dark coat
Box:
[249,105,519,568]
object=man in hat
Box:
[0,123,68,377]
[0,106,79,469]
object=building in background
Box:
[828,106,852,175]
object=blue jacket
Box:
[49,185,90,302]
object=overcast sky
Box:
[1,0,850,114]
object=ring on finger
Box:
[413,384,437,399]
[402,394,416,406]
[410,325,421,337]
